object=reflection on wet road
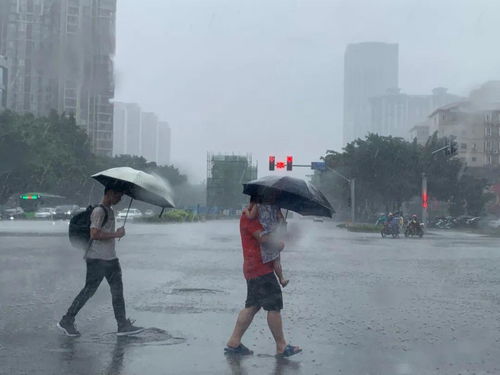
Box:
[1,220,500,374]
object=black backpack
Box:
[69,205,108,250]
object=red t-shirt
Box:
[240,214,274,280]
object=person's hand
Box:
[115,227,125,238]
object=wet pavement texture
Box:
[1,219,500,374]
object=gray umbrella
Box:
[92,167,175,224]
[242,175,334,218]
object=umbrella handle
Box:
[119,197,133,241]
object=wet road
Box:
[1,219,500,375]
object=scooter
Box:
[404,220,424,238]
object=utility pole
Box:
[350,178,355,223]
[325,166,355,223]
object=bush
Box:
[140,209,199,223]
[345,223,380,233]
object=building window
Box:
[461,143,467,150]
[472,157,477,162]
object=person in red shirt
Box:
[224,196,302,357]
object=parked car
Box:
[2,207,25,219]
[487,218,500,228]
[54,205,80,220]
[34,207,56,219]
[144,209,155,217]
[117,208,143,220]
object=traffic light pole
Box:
[350,178,355,224]
[325,166,355,223]
[422,173,428,225]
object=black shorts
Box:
[245,272,283,311]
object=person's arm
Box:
[89,207,125,240]
[90,227,125,240]
[246,204,259,220]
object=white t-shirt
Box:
[86,205,117,260]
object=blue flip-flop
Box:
[277,344,302,358]
[224,343,254,355]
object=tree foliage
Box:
[317,133,491,220]
[0,111,187,205]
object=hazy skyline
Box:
[114,0,500,183]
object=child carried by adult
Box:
[243,198,289,287]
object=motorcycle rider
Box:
[407,214,423,236]
[383,212,393,232]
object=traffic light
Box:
[269,156,275,171]
[422,192,428,208]
[286,156,293,171]
[445,139,458,156]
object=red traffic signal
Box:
[422,192,428,208]
[286,156,293,171]
[269,156,275,171]
[276,161,286,169]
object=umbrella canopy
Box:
[243,175,334,218]
[92,167,175,208]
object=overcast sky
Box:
[114,0,500,183]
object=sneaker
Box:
[117,318,144,336]
[57,318,80,337]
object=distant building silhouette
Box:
[0,0,116,156]
[370,87,462,139]
[113,102,171,166]
[343,42,399,145]
[0,55,6,111]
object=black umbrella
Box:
[242,175,334,218]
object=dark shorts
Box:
[245,272,283,311]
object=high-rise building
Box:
[370,87,462,139]
[0,55,6,111]
[113,102,172,165]
[0,0,116,156]
[157,121,171,166]
[0,0,52,115]
[140,112,158,163]
[113,102,141,157]
[343,42,399,144]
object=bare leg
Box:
[268,311,301,356]
[267,311,287,353]
[227,306,259,348]
[273,257,288,287]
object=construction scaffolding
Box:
[206,153,258,211]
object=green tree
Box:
[317,132,492,220]
[0,110,188,206]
